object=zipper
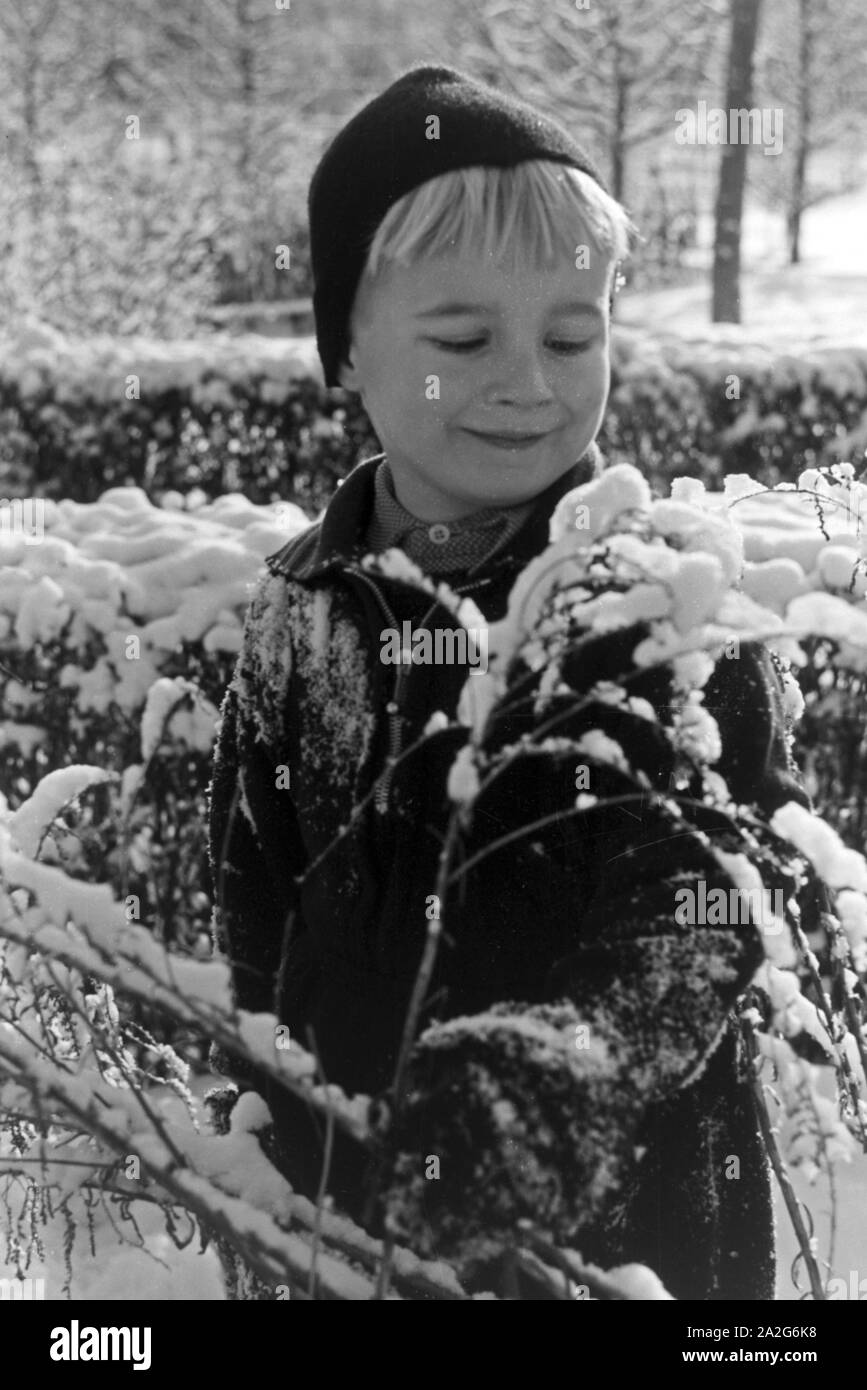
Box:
[345,563,493,814]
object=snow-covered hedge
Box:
[0,323,375,511]
[1,462,867,957]
[1,323,865,506]
[608,331,867,489]
[0,486,309,952]
[2,463,865,745]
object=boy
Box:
[207,65,809,1298]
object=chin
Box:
[483,464,565,494]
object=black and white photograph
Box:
[1,0,867,1339]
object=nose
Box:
[485,339,556,408]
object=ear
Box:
[336,339,362,392]
[608,259,625,320]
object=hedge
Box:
[1,324,865,512]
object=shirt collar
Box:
[265,442,604,584]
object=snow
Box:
[4,421,867,1296]
[615,187,867,346]
[573,729,630,774]
[0,482,307,685]
[15,575,70,646]
[741,559,808,614]
[777,664,805,726]
[276,581,374,799]
[0,1176,226,1301]
[787,593,867,668]
[140,677,219,760]
[9,766,117,858]
[836,892,867,972]
[724,474,768,503]
[477,463,867,751]
[0,722,47,755]
[0,329,324,407]
[669,553,727,634]
[605,1264,674,1301]
[818,546,867,598]
[669,650,717,694]
[228,1091,273,1134]
[669,476,708,508]
[456,670,506,742]
[447,744,481,808]
[423,711,451,737]
[361,547,436,595]
[771,802,867,894]
[672,697,722,766]
[712,849,795,968]
[2,465,854,853]
[549,463,652,545]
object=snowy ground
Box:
[618,184,867,348]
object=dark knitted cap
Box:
[308,64,608,387]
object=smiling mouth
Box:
[464,429,552,447]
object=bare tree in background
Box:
[451,0,720,203]
[2,0,862,331]
[788,0,813,265]
[759,0,867,264]
[711,0,763,322]
[0,0,435,327]
[0,0,63,224]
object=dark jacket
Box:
[207,446,810,1299]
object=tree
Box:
[758,0,867,265]
[0,0,70,224]
[448,0,721,203]
[787,0,812,264]
[711,0,764,322]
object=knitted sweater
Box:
[207,445,810,1298]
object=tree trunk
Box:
[235,0,257,298]
[711,0,763,323]
[787,0,812,264]
[22,29,44,227]
[607,11,629,203]
[611,73,628,202]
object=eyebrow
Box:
[415,300,602,320]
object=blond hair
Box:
[362,161,635,285]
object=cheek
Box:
[575,351,609,409]
[361,352,415,415]
[398,352,470,425]
[364,355,453,435]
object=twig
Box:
[742,1017,825,1300]
[390,813,461,1111]
[445,789,730,887]
[306,1025,335,1302]
[362,809,463,1272]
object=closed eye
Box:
[548,340,595,355]
[427,338,595,355]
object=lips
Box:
[464,428,552,446]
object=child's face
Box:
[338,246,613,521]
